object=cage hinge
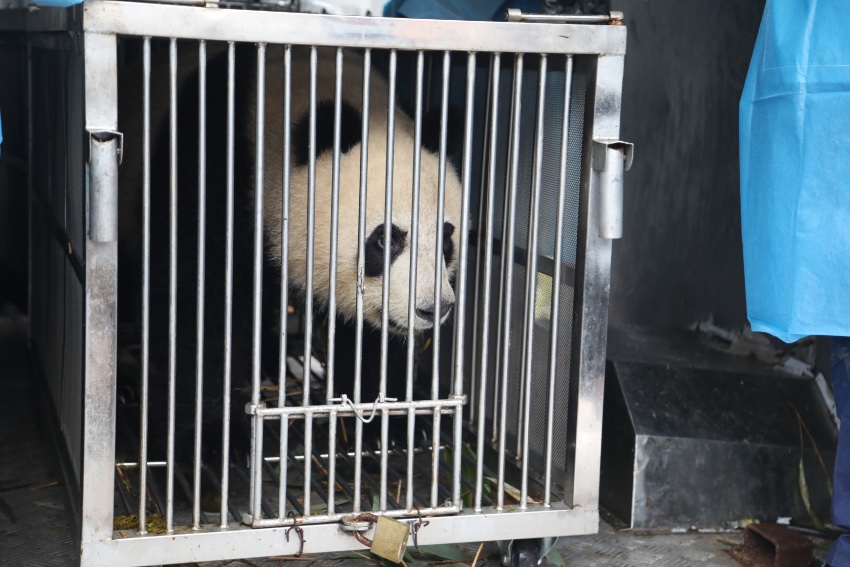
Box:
[592,139,634,240]
[244,402,266,416]
[452,394,468,405]
[87,129,124,243]
[88,129,123,165]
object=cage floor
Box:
[1,310,835,566]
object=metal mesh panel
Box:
[466,58,586,498]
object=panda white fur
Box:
[116,43,464,470]
[256,46,463,332]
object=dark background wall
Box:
[607,0,765,331]
[0,31,29,311]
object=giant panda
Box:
[116,42,465,488]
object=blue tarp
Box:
[384,0,539,21]
[739,0,850,343]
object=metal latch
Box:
[341,514,410,564]
[592,139,634,240]
[87,129,124,243]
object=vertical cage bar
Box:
[250,42,268,522]
[278,44,293,522]
[496,53,523,510]
[192,39,208,531]
[468,54,493,427]
[430,410,441,507]
[353,48,372,514]
[379,48,398,513]
[220,40,236,529]
[138,35,151,535]
[303,44,318,407]
[451,51,476,507]
[431,50,450,403]
[165,36,178,534]
[302,45,319,517]
[404,49,424,512]
[327,47,343,402]
[545,55,573,506]
[475,52,500,512]
[520,54,547,508]
[327,47,344,516]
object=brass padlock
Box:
[370,516,409,564]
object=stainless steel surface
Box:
[85,507,599,566]
[221,39,236,530]
[249,42,267,524]
[84,1,627,55]
[474,52,500,513]
[566,53,624,510]
[81,29,119,554]
[379,48,398,514]
[405,49,425,513]
[452,51,476,509]
[277,42,293,523]
[87,133,120,243]
[353,48,372,515]
[545,55,574,507]
[138,34,151,536]
[165,36,178,534]
[519,53,547,509]
[192,38,207,531]
[592,140,634,240]
[327,46,343,404]
[326,46,344,517]
[505,8,620,24]
[602,327,836,530]
[496,52,523,511]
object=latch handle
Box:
[592,140,634,240]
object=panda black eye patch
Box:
[365,223,408,277]
[443,222,455,265]
[291,100,363,167]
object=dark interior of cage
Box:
[112,38,585,529]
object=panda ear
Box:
[291,100,363,166]
[420,105,465,169]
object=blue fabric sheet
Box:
[739,0,850,343]
[30,0,82,5]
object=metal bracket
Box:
[244,402,266,416]
[592,139,634,240]
[88,129,123,165]
[505,8,623,24]
[87,129,124,243]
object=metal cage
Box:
[27,2,629,565]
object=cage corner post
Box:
[80,28,120,567]
[567,51,626,517]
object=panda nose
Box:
[416,300,454,323]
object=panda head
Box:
[271,96,464,336]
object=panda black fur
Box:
[117,44,465,475]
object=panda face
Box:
[294,127,463,334]
[261,47,463,335]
